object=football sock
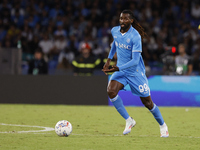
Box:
[110,95,129,120]
[150,103,164,125]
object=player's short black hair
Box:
[121,10,134,19]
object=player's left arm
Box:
[104,51,141,73]
[118,34,142,71]
[118,52,141,71]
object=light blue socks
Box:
[150,103,164,125]
[110,96,164,125]
[110,95,129,120]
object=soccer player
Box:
[102,10,169,137]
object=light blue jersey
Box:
[108,25,145,76]
[108,25,150,97]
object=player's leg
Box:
[107,80,136,135]
[140,96,169,137]
[107,72,136,134]
[127,74,165,125]
[127,74,168,137]
[140,96,164,125]
[107,80,129,119]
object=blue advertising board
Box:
[108,76,200,106]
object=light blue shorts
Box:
[109,71,150,97]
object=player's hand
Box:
[102,59,111,75]
[102,65,119,75]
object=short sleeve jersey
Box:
[108,26,146,76]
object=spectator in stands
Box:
[4,39,12,48]
[72,43,101,76]
[57,47,75,69]
[21,25,33,42]
[49,3,64,20]
[28,35,40,55]
[10,9,24,28]
[7,24,20,40]
[2,34,14,47]
[68,35,79,56]
[175,43,193,75]
[51,35,68,60]
[191,2,200,19]
[38,34,53,61]
[54,21,67,37]
[0,1,11,30]
[78,36,93,53]
[10,2,25,17]
[28,49,48,75]
[92,43,104,57]
[69,20,81,39]
[40,9,49,27]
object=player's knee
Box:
[143,100,153,110]
[107,88,117,99]
[141,97,153,110]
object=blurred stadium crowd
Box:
[0,0,200,76]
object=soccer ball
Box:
[55,120,72,137]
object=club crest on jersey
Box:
[126,38,130,43]
[115,41,131,50]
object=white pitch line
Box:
[0,123,54,133]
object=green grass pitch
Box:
[0,104,200,150]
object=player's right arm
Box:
[102,27,117,75]
[102,41,116,75]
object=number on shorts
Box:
[139,84,149,93]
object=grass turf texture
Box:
[0,104,199,150]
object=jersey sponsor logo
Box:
[114,36,117,38]
[115,41,131,50]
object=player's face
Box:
[119,13,133,31]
